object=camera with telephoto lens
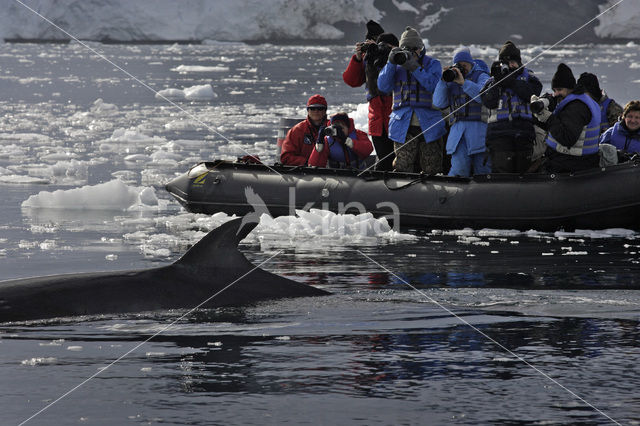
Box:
[442,63,465,83]
[530,93,558,114]
[362,42,392,69]
[392,48,412,65]
[491,62,510,80]
[321,125,339,137]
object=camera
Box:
[391,48,412,65]
[491,62,510,80]
[442,63,465,83]
[321,125,339,137]
[530,93,557,114]
[362,42,392,69]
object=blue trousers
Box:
[447,136,491,177]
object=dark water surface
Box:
[1,42,640,425]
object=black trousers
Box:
[486,135,534,174]
[371,131,395,171]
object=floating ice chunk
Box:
[184,84,218,101]
[0,174,49,184]
[21,357,58,366]
[164,119,202,131]
[156,88,186,100]
[108,128,166,145]
[138,187,158,206]
[171,65,230,73]
[90,98,118,114]
[21,179,161,211]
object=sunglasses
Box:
[308,107,326,111]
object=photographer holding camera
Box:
[481,40,542,174]
[535,63,601,173]
[433,46,491,177]
[343,21,399,171]
[308,112,373,169]
[377,26,447,174]
[280,94,330,166]
[577,72,623,135]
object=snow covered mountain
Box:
[1,0,637,44]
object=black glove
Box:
[502,70,516,87]
[490,61,504,80]
[401,55,420,72]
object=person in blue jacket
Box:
[433,46,491,177]
[600,100,640,154]
[377,26,446,174]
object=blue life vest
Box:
[606,121,640,153]
[545,93,601,156]
[599,96,613,134]
[392,54,434,110]
[447,60,489,125]
[486,68,534,123]
[326,129,363,169]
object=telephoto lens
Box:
[393,50,411,65]
[442,68,457,82]
[530,99,549,114]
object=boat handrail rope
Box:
[383,174,427,191]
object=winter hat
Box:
[376,32,399,47]
[399,26,424,50]
[365,20,385,41]
[453,46,473,65]
[331,112,350,127]
[577,72,602,98]
[306,94,327,109]
[499,40,521,63]
[551,63,576,90]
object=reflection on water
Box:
[3,304,640,424]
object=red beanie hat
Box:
[307,94,327,108]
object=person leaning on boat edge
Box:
[377,26,447,174]
[599,100,640,154]
[280,94,330,166]
[342,21,398,171]
[577,72,623,135]
[534,63,601,173]
[481,40,542,174]
[433,46,491,177]
[308,112,373,169]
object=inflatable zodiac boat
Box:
[165,160,640,231]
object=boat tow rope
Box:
[383,174,427,191]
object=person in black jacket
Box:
[533,63,601,173]
[481,41,542,173]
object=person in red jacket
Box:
[280,94,330,165]
[343,24,398,171]
[308,112,373,169]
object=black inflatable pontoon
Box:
[165,160,640,231]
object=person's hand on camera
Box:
[401,55,420,72]
[490,61,503,80]
[344,137,354,149]
[531,96,552,123]
[355,42,365,61]
[388,47,404,65]
[453,67,464,85]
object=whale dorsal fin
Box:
[174,217,257,270]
